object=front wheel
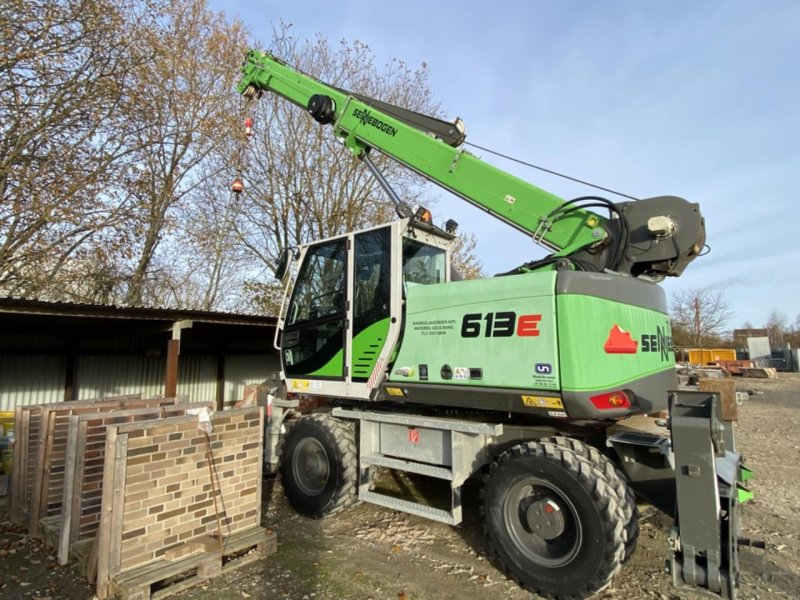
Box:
[481,441,625,599]
[279,413,358,518]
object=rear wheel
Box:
[543,436,640,561]
[481,440,625,599]
[279,413,358,518]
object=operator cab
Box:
[277,218,453,400]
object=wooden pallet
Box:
[108,528,276,600]
[221,527,277,573]
[58,402,212,566]
[71,538,95,577]
[39,515,61,549]
[94,408,264,599]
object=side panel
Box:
[390,272,559,390]
[351,318,391,380]
[556,271,676,417]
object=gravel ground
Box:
[1,374,798,599]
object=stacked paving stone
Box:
[11,398,274,600]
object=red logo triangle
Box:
[604,324,638,354]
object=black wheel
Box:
[543,436,640,562]
[279,413,358,518]
[481,441,625,599]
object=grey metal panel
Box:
[0,355,66,409]
[746,336,770,362]
[74,355,164,400]
[556,270,668,312]
[177,355,217,404]
[1,351,279,410]
[379,422,451,466]
[222,354,281,407]
[562,367,677,418]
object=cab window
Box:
[402,239,445,285]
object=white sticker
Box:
[453,367,469,380]
[547,411,568,418]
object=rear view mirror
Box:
[274,247,292,280]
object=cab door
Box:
[282,238,347,380]
[350,227,392,382]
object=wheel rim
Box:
[503,477,582,567]
[292,437,330,496]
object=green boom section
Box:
[390,273,560,390]
[237,51,605,253]
[557,294,675,392]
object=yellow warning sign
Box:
[290,379,310,391]
[385,387,405,397]
[521,395,564,409]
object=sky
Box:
[214,0,800,330]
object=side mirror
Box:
[274,247,292,280]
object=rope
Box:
[203,432,225,552]
[464,141,640,201]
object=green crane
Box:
[237,50,746,600]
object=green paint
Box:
[391,273,560,390]
[303,319,390,379]
[737,484,754,504]
[237,50,605,252]
[310,349,344,378]
[740,465,754,482]
[556,294,674,392]
[351,318,390,379]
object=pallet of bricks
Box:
[10,395,276,599]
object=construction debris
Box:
[739,367,779,379]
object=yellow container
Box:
[687,348,737,365]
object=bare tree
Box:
[2,6,482,313]
[118,0,248,305]
[670,287,734,348]
[450,233,484,280]
[0,0,160,298]
[764,309,788,348]
[235,27,443,295]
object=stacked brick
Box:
[58,403,213,565]
[96,408,265,599]
[10,398,270,600]
[31,397,179,537]
[9,394,166,528]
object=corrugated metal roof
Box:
[0,297,281,411]
[0,296,277,326]
[1,354,282,410]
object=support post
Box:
[165,340,180,398]
[165,321,192,398]
[63,341,77,402]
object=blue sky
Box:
[215,0,800,329]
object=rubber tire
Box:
[481,440,625,599]
[279,413,358,519]
[543,436,640,562]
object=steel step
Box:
[361,454,454,481]
[360,490,459,525]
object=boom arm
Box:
[237,50,706,277]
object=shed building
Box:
[0,298,279,411]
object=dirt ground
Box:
[1,374,798,599]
